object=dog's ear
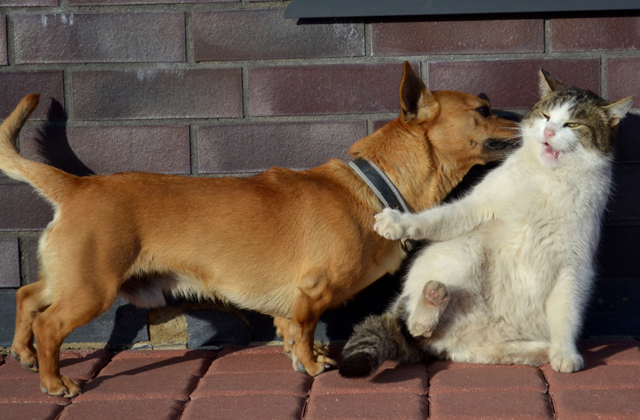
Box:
[400,61,433,122]
[539,69,564,96]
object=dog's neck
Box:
[349,119,471,213]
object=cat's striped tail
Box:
[339,311,422,377]
[0,94,78,205]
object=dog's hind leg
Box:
[11,279,52,371]
[32,274,119,398]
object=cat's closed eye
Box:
[564,122,580,128]
[542,113,550,120]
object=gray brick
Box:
[0,72,64,120]
[21,126,191,175]
[372,19,543,55]
[428,59,600,109]
[0,238,20,288]
[0,183,53,231]
[249,62,417,116]
[197,121,366,174]
[0,16,7,66]
[193,9,364,61]
[72,69,242,120]
[14,13,185,64]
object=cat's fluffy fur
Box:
[340,70,634,378]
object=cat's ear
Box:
[604,97,634,127]
[539,69,564,96]
[400,61,434,122]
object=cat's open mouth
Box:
[542,142,564,160]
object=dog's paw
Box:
[374,208,407,240]
[550,349,584,373]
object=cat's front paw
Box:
[550,350,584,373]
[374,208,406,240]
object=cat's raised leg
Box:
[407,280,449,338]
[400,235,484,339]
[374,194,491,242]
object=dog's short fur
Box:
[3,62,517,397]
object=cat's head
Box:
[521,70,634,169]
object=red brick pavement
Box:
[1,339,639,420]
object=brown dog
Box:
[3,62,517,397]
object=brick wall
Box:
[0,1,639,348]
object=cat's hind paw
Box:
[550,350,584,373]
[374,208,407,240]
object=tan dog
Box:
[3,62,517,397]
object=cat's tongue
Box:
[543,142,561,160]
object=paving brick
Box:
[430,391,553,420]
[0,403,64,420]
[184,394,305,420]
[111,349,215,360]
[72,69,242,120]
[306,393,427,420]
[249,62,418,116]
[311,362,427,395]
[0,183,54,231]
[21,126,191,175]
[0,0,56,5]
[0,71,64,120]
[192,371,312,397]
[0,16,6,66]
[552,388,640,420]
[607,58,640,108]
[372,19,543,55]
[193,10,364,61]
[550,17,640,52]
[579,340,640,366]
[58,399,185,420]
[0,350,111,383]
[429,365,547,395]
[75,350,213,401]
[543,364,640,391]
[427,59,600,110]
[0,377,70,404]
[0,238,20,288]
[207,351,293,373]
[14,13,185,64]
[197,121,365,174]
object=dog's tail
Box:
[339,311,422,378]
[0,94,77,204]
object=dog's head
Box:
[398,62,519,168]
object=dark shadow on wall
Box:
[32,99,95,177]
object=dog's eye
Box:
[476,106,491,118]
[564,122,580,128]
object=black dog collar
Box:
[349,158,410,213]
[349,158,418,252]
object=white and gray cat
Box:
[340,70,634,377]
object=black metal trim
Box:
[284,0,640,19]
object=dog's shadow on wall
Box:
[32,99,95,177]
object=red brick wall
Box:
[0,2,639,337]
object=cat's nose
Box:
[544,127,555,140]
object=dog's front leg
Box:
[286,279,336,376]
